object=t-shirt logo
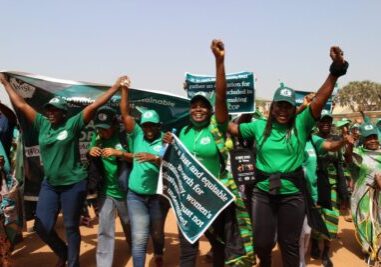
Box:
[115,144,123,150]
[200,136,211,145]
[153,145,161,152]
[49,97,61,104]
[280,89,292,97]
[364,125,374,130]
[98,113,108,121]
[143,112,153,118]
[307,149,316,156]
[56,130,68,140]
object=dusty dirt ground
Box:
[12,209,367,267]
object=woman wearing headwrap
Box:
[347,123,381,265]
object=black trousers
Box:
[252,188,305,267]
[178,208,227,267]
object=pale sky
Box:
[1,1,380,108]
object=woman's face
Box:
[97,127,115,140]
[271,101,295,124]
[364,135,380,150]
[142,122,161,142]
[45,107,66,125]
[190,100,212,123]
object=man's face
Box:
[142,123,161,141]
[318,117,333,134]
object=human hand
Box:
[342,126,355,146]
[115,76,131,89]
[89,147,102,157]
[330,46,345,64]
[102,148,122,158]
[134,152,157,163]
[0,73,9,85]
[162,132,174,144]
[211,39,225,61]
[329,46,349,77]
[303,93,316,106]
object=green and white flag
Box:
[158,135,235,244]
[185,72,255,114]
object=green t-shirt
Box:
[33,112,87,186]
[127,124,162,195]
[303,136,325,203]
[89,131,126,200]
[240,107,316,194]
[179,121,227,178]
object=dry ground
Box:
[12,209,367,267]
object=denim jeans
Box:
[34,179,87,267]
[127,191,166,267]
[96,195,130,267]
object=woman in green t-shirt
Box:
[228,47,348,267]
[164,40,254,267]
[0,73,126,267]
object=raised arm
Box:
[322,126,354,152]
[0,73,36,124]
[310,46,349,118]
[211,39,228,124]
[82,76,127,124]
[296,93,315,115]
[119,77,135,133]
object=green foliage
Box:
[334,81,381,112]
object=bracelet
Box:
[329,61,349,77]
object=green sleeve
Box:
[32,113,45,132]
[67,111,85,136]
[296,106,316,135]
[311,134,325,154]
[239,121,257,140]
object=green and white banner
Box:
[1,71,190,200]
[185,72,255,114]
[158,135,235,244]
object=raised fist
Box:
[211,39,225,60]
[330,46,345,64]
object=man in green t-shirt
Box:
[88,106,132,267]
[310,110,350,267]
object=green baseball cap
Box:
[140,110,160,125]
[335,117,351,128]
[272,86,296,106]
[360,123,378,138]
[320,110,333,120]
[190,91,213,109]
[44,97,68,112]
[94,106,116,129]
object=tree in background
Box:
[334,81,381,112]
